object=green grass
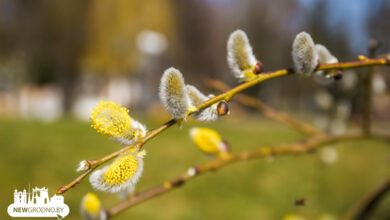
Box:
[0,117,389,220]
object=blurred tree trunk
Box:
[46,0,91,113]
[173,0,220,83]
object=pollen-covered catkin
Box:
[227,30,258,81]
[159,68,192,119]
[89,150,145,193]
[292,32,318,75]
[90,100,131,138]
[90,100,147,145]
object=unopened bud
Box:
[253,61,264,74]
[217,101,229,116]
[333,71,343,80]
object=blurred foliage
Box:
[0,0,389,113]
[82,0,174,75]
[0,117,389,220]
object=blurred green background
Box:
[1,115,389,220]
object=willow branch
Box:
[106,134,390,218]
[204,78,325,136]
[342,177,390,220]
[56,119,177,194]
[57,57,389,195]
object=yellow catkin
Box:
[103,154,138,186]
[191,127,222,155]
[90,100,132,137]
[83,193,100,215]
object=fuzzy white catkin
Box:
[159,67,192,119]
[186,85,219,121]
[314,44,339,79]
[227,30,257,80]
[292,32,318,75]
[315,44,338,64]
[186,85,208,106]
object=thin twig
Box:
[342,177,390,220]
[56,119,177,194]
[106,134,390,218]
[57,57,389,195]
[204,78,326,136]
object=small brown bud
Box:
[253,61,264,74]
[294,198,307,206]
[171,178,185,187]
[333,70,343,80]
[56,186,67,195]
[217,101,229,116]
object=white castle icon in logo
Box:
[13,187,64,205]
[8,186,69,218]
